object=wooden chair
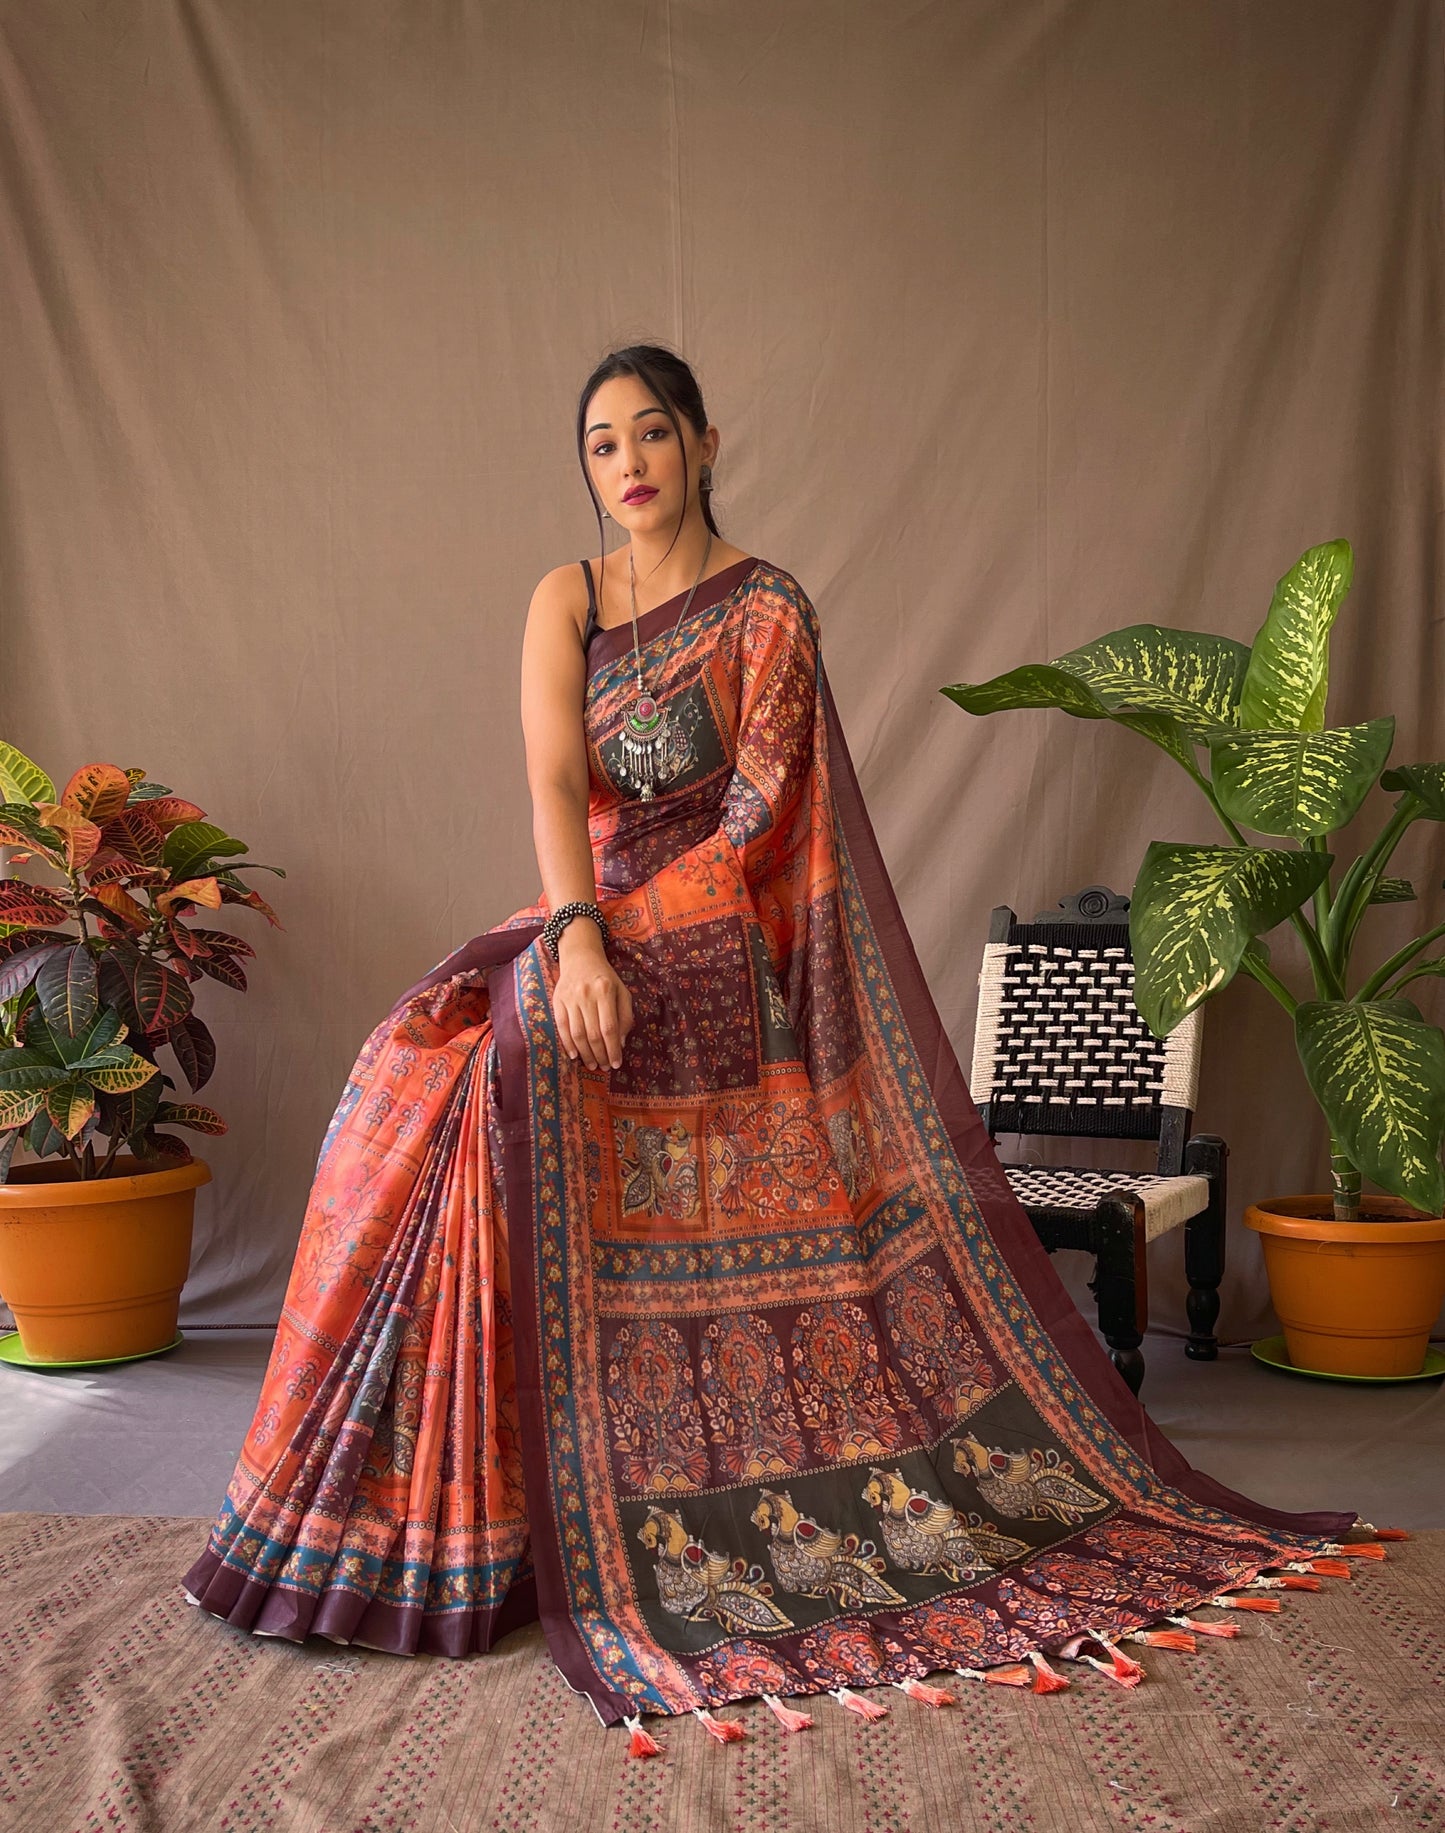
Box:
[970,885,1226,1395]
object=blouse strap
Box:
[579,556,599,643]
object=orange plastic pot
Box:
[1244,1194,1445,1377]
[0,1156,210,1362]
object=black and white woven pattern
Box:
[1003,1165,1210,1242]
[971,923,1200,1139]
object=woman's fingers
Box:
[554,999,580,1063]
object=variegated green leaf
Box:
[1395,956,1445,990]
[1052,626,1251,736]
[1131,842,1332,1035]
[0,1087,46,1129]
[1296,1000,1445,1215]
[0,742,56,806]
[1368,877,1416,905]
[1380,763,1445,819]
[1207,716,1394,838]
[944,626,1250,783]
[1239,540,1353,733]
[88,1058,162,1094]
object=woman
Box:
[184,344,1369,1746]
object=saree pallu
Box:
[184,554,1358,1722]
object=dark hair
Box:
[575,343,721,603]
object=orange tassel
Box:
[1027,1652,1071,1694]
[1271,1573,1322,1592]
[953,1662,1033,1687]
[1211,1595,1281,1613]
[1095,1638,1146,1683]
[1368,1526,1410,1541]
[830,1686,889,1721]
[895,1677,956,1708]
[1307,1558,1353,1579]
[1127,1629,1196,1652]
[762,1694,813,1733]
[1325,1540,1386,1560]
[693,1708,746,1744]
[1167,1615,1240,1639]
[624,1714,660,1759]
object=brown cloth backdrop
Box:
[1,0,1441,1341]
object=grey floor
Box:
[1,1325,1441,1528]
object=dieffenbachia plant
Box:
[0,746,284,1180]
[943,539,1445,1223]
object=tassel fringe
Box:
[1254,1573,1321,1592]
[1306,1558,1353,1579]
[762,1694,814,1733]
[1167,1614,1240,1639]
[1325,1541,1387,1560]
[1027,1651,1071,1694]
[1127,1628,1196,1652]
[624,1714,660,1759]
[831,1686,889,1721]
[895,1676,956,1708]
[955,1663,1032,1687]
[1356,1523,1409,1540]
[693,1708,746,1744]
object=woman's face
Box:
[583,374,716,530]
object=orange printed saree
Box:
[183,556,1358,1724]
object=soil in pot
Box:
[0,1156,211,1363]
[1245,1193,1445,1377]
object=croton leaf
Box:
[0,742,56,806]
[26,1110,67,1156]
[1207,716,1395,839]
[169,1013,217,1091]
[60,763,131,824]
[1295,999,1445,1215]
[1368,877,1417,905]
[88,1057,162,1094]
[218,882,283,927]
[194,951,247,992]
[190,927,256,960]
[1380,763,1445,819]
[163,821,249,883]
[0,881,70,926]
[44,1080,95,1140]
[0,1087,46,1130]
[1130,842,1333,1035]
[1239,539,1354,733]
[122,778,172,799]
[89,883,151,929]
[130,955,194,1031]
[0,1054,64,1093]
[0,937,71,1002]
[138,796,207,833]
[99,807,167,868]
[85,859,169,889]
[34,802,104,872]
[33,944,99,1039]
[155,1100,227,1135]
[136,1128,193,1166]
[156,876,223,918]
[97,1073,163,1141]
[0,1129,17,1181]
[0,802,63,852]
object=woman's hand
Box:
[552,923,634,1070]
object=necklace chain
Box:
[614,530,714,802]
[627,530,713,693]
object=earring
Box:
[601,507,611,518]
[699,464,713,493]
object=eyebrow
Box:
[586,406,669,436]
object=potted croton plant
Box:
[944,538,1445,1379]
[0,743,282,1365]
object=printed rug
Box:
[2,1513,1441,1832]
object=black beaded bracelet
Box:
[541,899,610,963]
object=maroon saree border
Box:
[816,662,1356,1540]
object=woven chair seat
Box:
[1003,1165,1211,1243]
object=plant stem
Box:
[1329,1138,1362,1223]
[1239,949,1299,1015]
[1357,919,1445,1002]
[1330,799,1420,966]
[1202,788,1344,1000]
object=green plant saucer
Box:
[0,1330,184,1371]
[1250,1333,1445,1383]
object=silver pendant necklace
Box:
[618,531,712,801]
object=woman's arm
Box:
[519,567,634,1071]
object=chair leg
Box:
[1090,1196,1146,1396]
[1183,1134,1227,1361]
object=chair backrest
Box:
[970,886,1201,1174]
